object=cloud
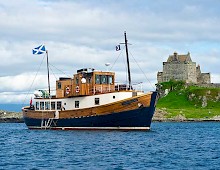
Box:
[0,0,219,103]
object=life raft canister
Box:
[66,86,70,94]
[75,86,80,93]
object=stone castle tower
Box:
[157,52,211,84]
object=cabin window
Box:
[88,77,92,84]
[57,101,62,110]
[108,76,113,84]
[95,98,100,105]
[36,102,39,110]
[45,101,50,110]
[76,77,79,84]
[40,102,44,110]
[101,75,107,84]
[58,82,62,89]
[51,102,55,110]
[95,75,101,84]
[75,101,79,108]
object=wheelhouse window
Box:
[95,75,101,84]
[45,101,50,110]
[95,98,100,105]
[75,77,79,84]
[40,102,44,110]
[75,101,79,108]
[88,77,92,84]
[51,102,55,110]
[57,101,62,110]
[101,75,107,84]
[36,102,39,110]
[108,75,113,84]
[57,82,62,89]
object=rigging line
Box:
[129,51,155,90]
[109,46,125,71]
[49,63,72,78]
[49,65,58,80]
[22,54,46,106]
[122,50,128,84]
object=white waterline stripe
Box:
[28,126,150,130]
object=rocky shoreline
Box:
[0,109,219,123]
[0,110,23,123]
[153,109,220,122]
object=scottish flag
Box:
[32,45,46,55]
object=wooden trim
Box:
[23,92,152,119]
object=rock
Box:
[202,96,207,108]
[0,110,23,123]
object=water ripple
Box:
[0,122,219,169]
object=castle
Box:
[157,52,211,84]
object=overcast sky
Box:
[0,0,220,104]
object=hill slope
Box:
[155,81,220,120]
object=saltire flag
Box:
[116,45,121,51]
[32,45,46,55]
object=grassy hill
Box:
[156,81,220,120]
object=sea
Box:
[0,104,25,112]
[0,122,219,170]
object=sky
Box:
[0,0,220,104]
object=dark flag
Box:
[116,45,121,51]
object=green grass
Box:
[157,81,220,119]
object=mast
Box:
[46,50,51,96]
[124,31,132,90]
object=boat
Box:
[22,32,158,130]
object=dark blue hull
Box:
[23,92,157,130]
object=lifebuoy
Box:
[66,86,70,94]
[75,86,80,93]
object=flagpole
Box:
[124,31,131,90]
[46,50,51,96]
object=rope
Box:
[129,51,155,90]
[22,54,46,106]
[49,63,72,78]
[109,46,125,71]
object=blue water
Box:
[0,122,219,170]
[0,104,25,112]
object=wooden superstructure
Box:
[56,68,115,98]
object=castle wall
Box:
[157,52,211,84]
[197,73,211,84]
[161,62,197,83]
[157,72,163,83]
[186,62,197,83]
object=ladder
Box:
[41,118,57,129]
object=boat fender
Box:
[138,103,143,108]
[66,86,70,94]
[76,86,80,93]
